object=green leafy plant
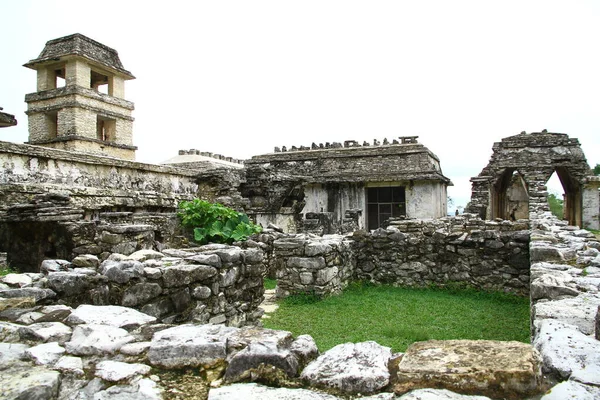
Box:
[178,199,262,244]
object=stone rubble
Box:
[0,211,599,399]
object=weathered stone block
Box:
[393,340,542,399]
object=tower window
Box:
[96,116,116,142]
[46,111,58,138]
[91,69,109,94]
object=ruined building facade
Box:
[466,131,600,230]
[238,137,452,234]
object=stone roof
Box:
[0,107,17,128]
[247,138,452,184]
[24,33,134,79]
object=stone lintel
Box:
[25,86,134,110]
[26,136,138,151]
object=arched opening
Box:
[546,168,582,226]
[491,169,529,220]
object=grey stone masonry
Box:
[270,214,531,297]
[0,245,266,327]
[273,234,355,298]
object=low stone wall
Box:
[1,245,265,327]
[354,216,530,295]
[527,212,600,395]
[272,234,355,298]
[272,215,531,297]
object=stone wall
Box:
[0,140,198,213]
[527,212,600,395]
[272,234,355,298]
[354,216,531,295]
[1,245,265,327]
[270,215,531,297]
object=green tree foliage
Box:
[548,193,564,219]
[594,163,600,176]
[178,199,262,244]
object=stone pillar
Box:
[582,178,600,230]
[65,59,91,88]
[37,67,57,91]
[109,75,125,98]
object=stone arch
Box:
[466,131,596,227]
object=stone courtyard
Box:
[1,33,600,399]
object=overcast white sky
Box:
[1,1,599,209]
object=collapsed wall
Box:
[0,141,201,270]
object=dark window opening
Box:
[367,186,406,230]
[46,111,58,138]
[96,116,116,142]
[91,69,109,94]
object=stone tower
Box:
[24,34,137,160]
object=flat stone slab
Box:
[393,340,542,400]
[540,380,600,400]
[533,319,600,379]
[208,383,343,400]
[148,324,238,368]
[65,324,135,356]
[301,341,392,395]
[0,364,60,400]
[532,293,600,335]
[396,389,492,399]
[66,305,156,330]
[95,360,151,382]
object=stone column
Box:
[582,177,600,230]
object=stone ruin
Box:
[466,130,600,230]
[1,33,600,399]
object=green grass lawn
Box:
[264,278,277,290]
[263,283,530,353]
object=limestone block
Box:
[533,319,600,379]
[95,360,151,382]
[540,380,600,400]
[396,389,491,399]
[66,304,156,330]
[185,253,222,268]
[19,321,72,344]
[290,334,319,369]
[161,264,218,287]
[1,273,33,287]
[0,287,56,303]
[119,341,151,356]
[301,341,392,395]
[40,259,71,273]
[71,254,100,269]
[148,324,238,368]
[224,340,300,382]
[54,355,84,376]
[288,257,326,270]
[530,273,579,301]
[192,285,212,299]
[0,364,60,400]
[532,294,600,335]
[65,324,135,356]
[0,296,36,312]
[208,383,342,400]
[393,340,542,399]
[101,260,145,284]
[316,267,338,285]
[0,342,30,366]
[93,378,162,400]
[26,342,65,365]
[121,283,162,307]
[127,249,165,262]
